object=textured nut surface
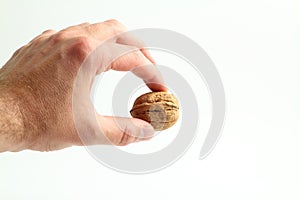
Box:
[130,92,179,131]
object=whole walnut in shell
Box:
[130,92,179,131]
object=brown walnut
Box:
[130,92,179,131]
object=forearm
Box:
[0,88,25,152]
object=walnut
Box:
[130,92,179,131]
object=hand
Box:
[0,20,167,152]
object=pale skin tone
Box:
[0,20,167,152]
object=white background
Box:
[0,0,300,199]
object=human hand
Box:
[0,20,167,152]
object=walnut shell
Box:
[130,92,179,131]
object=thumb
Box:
[96,115,155,146]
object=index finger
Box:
[132,64,168,92]
[116,32,156,64]
[107,44,168,92]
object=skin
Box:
[0,20,167,152]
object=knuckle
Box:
[80,22,90,26]
[104,19,126,32]
[42,29,55,34]
[72,36,92,52]
[49,31,69,44]
[117,127,130,146]
[12,46,25,57]
[130,50,144,63]
[66,36,92,61]
[105,19,121,26]
[31,36,45,44]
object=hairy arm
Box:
[0,87,25,152]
